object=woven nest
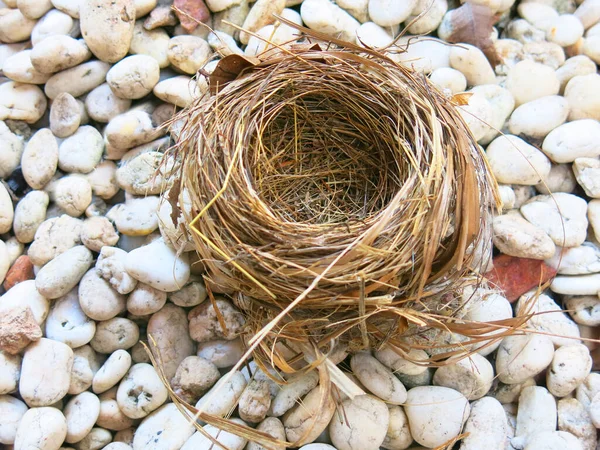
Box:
[172,29,501,371]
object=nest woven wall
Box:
[171,31,500,368]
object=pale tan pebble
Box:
[542,119,600,163]
[170,355,220,404]
[374,346,428,376]
[45,288,95,348]
[0,183,13,234]
[0,42,28,73]
[300,0,359,43]
[153,75,205,108]
[50,0,82,17]
[64,391,100,444]
[547,344,592,397]
[95,246,138,295]
[505,18,547,44]
[19,338,73,406]
[85,83,131,123]
[195,371,247,418]
[565,296,600,325]
[188,296,244,342]
[75,427,112,450]
[79,0,134,63]
[213,0,249,39]
[0,121,23,178]
[518,2,559,31]
[355,21,393,48]
[564,73,600,120]
[30,8,77,46]
[433,353,494,400]
[329,395,390,450]
[134,0,155,17]
[575,0,600,29]
[181,419,247,450]
[573,157,600,197]
[394,36,450,74]
[27,214,82,265]
[92,350,132,395]
[577,373,600,410]
[485,134,551,185]
[350,352,407,404]
[334,0,368,22]
[35,245,93,299]
[80,217,119,252]
[20,127,59,187]
[496,334,554,384]
[2,49,50,84]
[506,59,560,106]
[546,243,600,276]
[381,405,413,450]
[13,407,67,450]
[79,268,127,321]
[491,378,536,405]
[514,386,557,445]
[459,397,507,450]
[44,60,111,100]
[238,379,271,423]
[583,35,600,63]
[429,67,467,94]
[0,394,27,445]
[546,14,585,46]
[0,352,21,395]
[30,36,91,74]
[106,55,160,100]
[449,43,496,86]
[130,20,169,68]
[206,0,242,12]
[4,237,23,266]
[113,428,135,446]
[58,125,103,174]
[0,8,36,43]
[519,41,566,71]
[48,174,92,217]
[115,151,168,195]
[495,39,524,74]
[404,386,470,448]
[369,0,417,26]
[49,92,80,138]
[96,397,136,431]
[90,317,138,355]
[17,0,52,19]
[516,292,581,346]
[207,30,243,57]
[167,35,211,74]
[492,214,555,260]
[0,280,49,325]
[406,0,447,34]
[0,82,47,124]
[457,91,494,142]
[550,273,600,296]
[196,338,245,369]
[508,95,569,139]
[283,385,337,445]
[239,0,285,44]
[556,55,597,93]
[105,111,164,151]
[86,160,119,200]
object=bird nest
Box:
[171,31,501,374]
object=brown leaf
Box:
[451,92,473,106]
[209,54,260,95]
[445,2,501,67]
[167,180,181,226]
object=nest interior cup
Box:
[174,39,498,354]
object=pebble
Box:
[404,386,470,448]
[496,334,554,384]
[116,363,168,419]
[130,21,170,68]
[45,288,96,348]
[13,407,67,450]
[521,193,588,248]
[75,427,112,450]
[239,0,285,44]
[49,174,93,217]
[542,119,600,163]
[116,152,166,195]
[551,273,600,296]
[12,190,48,244]
[93,350,132,394]
[433,353,494,400]
[30,9,77,46]
[329,395,390,450]
[493,214,556,260]
[188,296,245,342]
[565,296,600,326]
[505,60,560,106]
[182,419,248,450]
[167,35,211,74]
[21,128,59,190]
[3,49,51,84]
[96,246,138,295]
[457,91,494,142]
[485,134,551,185]
[573,157,600,197]
[0,395,27,445]
[85,161,119,200]
[147,303,194,379]
[369,0,417,26]
[85,83,132,123]
[131,403,194,450]
[44,60,111,100]
[106,55,160,99]
[106,111,163,151]
[170,355,220,404]
[0,352,21,395]
[0,8,37,43]
[283,385,336,445]
[546,14,584,46]
[564,73,600,121]
[90,317,139,354]
[0,280,49,326]
[64,391,100,444]
[58,126,104,174]
[79,268,127,321]
[81,217,119,252]
[0,305,42,355]
[374,346,429,376]
[350,352,407,405]
[153,75,203,108]
[547,344,593,397]
[169,281,207,308]
[68,345,102,393]
[0,184,13,235]
[0,121,24,178]
[514,386,557,445]
[80,0,135,63]
[429,67,467,94]
[96,398,135,431]
[459,397,507,450]
[49,92,81,138]
[449,44,496,86]
[557,398,596,450]
[239,379,271,423]
[30,36,91,74]
[522,430,583,450]
[300,0,360,43]
[195,371,247,418]
[125,239,190,292]
[0,81,47,124]
[20,338,73,406]
[508,95,569,138]
[36,245,93,299]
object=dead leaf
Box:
[167,180,181,226]
[451,92,473,106]
[445,2,501,67]
[209,54,260,95]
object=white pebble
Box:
[508,95,569,138]
[106,55,160,99]
[64,391,100,444]
[35,245,93,299]
[505,60,560,106]
[547,344,592,397]
[45,288,96,348]
[486,134,551,185]
[496,334,554,384]
[564,73,600,120]
[116,363,168,419]
[14,407,67,450]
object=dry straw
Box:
[164,23,518,448]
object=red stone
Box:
[486,254,557,302]
[173,0,210,33]
[3,255,34,291]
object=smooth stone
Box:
[58,126,104,174]
[547,344,592,397]
[13,190,50,245]
[350,352,407,405]
[459,397,507,450]
[130,20,170,68]
[282,385,336,445]
[27,215,82,265]
[44,60,111,99]
[0,394,27,445]
[0,81,47,124]
[508,95,569,139]
[573,157,600,198]
[92,350,132,394]
[95,246,138,295]
[486,134,551,185]
[195,371,247,418]
[432,353,494,400]
[64,391,100,444]
[79,268,127,321]
[45,288,95,348]
[85,83,131,123]
[496,334,554,384]
[114,196,160,237]
[181,420,247,450]
[132,403,197,450]
[551,273,600,295]
[106,54,160,99]
[153,75,203,108]
[0,120,24,177]
[2,49,50,84]
[369,0,417,26]
[564,73,600,121]
[116,363,168,419]
[505,59,560,106]
[125,239,190,292]
[492,214,556,260]
[300,0,360,43]
[19,338,73,406]
[30,9,77,45]
[564,295,600,326]
[35,246,93,299]
[0,280,49,325]
[90,318,139,354]
[514,386,557,444]
[30,35,91,74]
[170,356,220,404]
[557,398,596,450]
[546,242,600,275]
[542,119,600,163]
[404,386,470,448]
[374,346,429,376]
[13,407,67,450]
[449,44,496,86]
[21,129,59,190]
